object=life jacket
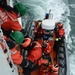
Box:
[43,43,51,54]
[34,26,38,34]
[58,28,64,38]
[41,64,58,75]
[38,28,44,36]
[11,46,23,65]
[27,41,42,63]
[0,7,22,31]
[34,26,44,36]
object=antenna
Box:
[49,9,53,19]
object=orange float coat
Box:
[11,47,23,65]
[43,43,51,54]
[27,41,42,63]
[27,41,49,66]
[41,64,58,75]
[34,26,44,36]
[58,28,65,38]
[0,7,22,31]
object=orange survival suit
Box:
[21,38,49,75]
[0,7,22,31]
[0,7,23,37]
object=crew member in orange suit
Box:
[6,31,34,68]
[42,40,51,54]
[54,22,65,39]
[34,20,44,40]
[21,37,49,75]
[56,22,65,43]
[42,40,52,65]
[54,22,65,61]
[0,0,27,37]
[48,64,59,75]
[41,64,59,75]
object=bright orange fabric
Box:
[58,28,64,37]
[41,64,58,75]
[51,65,58,72]
[48,72,58,75]
[0,7,22,31]
[27,41,42,62]
[38,58,48,66]
[22,38,31,48]
[11,47,23,65]
[43,43,51,54]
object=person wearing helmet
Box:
[48,64,59,75]
[54,22,65,61]
[21,37,49,75]
[54,22,63,32]
[42,40,52,54]
[57,23,65,42]
[34,20,44,40]
[42,40,52,65]
[0,0,27,37]
[21,37,42,63]
[40,64,59,75]
[5,31,34,72]
[54,22,65,40]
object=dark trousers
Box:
[23,65,40,75]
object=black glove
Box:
[43,54,52,62]
[20,59,34,68]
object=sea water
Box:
[18,0,75,75]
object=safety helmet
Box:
[37,20,42,26]
[22,38,31,48]
[10,31,24,45]
[14,3,27,16]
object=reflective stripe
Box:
[34,42,41,48]
[11,50,17,54]
[5,10,18,22]
[24,60,29,68]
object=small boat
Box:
[29,11,70,75]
